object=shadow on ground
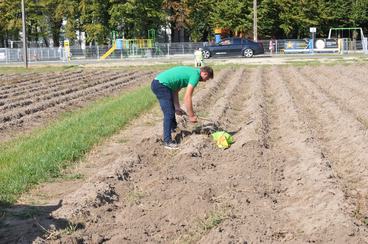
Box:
[0,200,83,243]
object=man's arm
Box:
[172,89,181,109]
[173,89,186,115]
[184,84,197,122]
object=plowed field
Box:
[0,69,153,142]
[1,64,368,243]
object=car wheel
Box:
[243,48,254,58]
[202,50,211,59]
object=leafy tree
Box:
[323,0,352,28]
[0,0,22,47]
[80,0,110,44]
[258,0,283,38]
[1,0,368,46]
[109,0,165,39]
[275,0,320,38]
[186,0,214,42]
[350,0,368,34]
[209,0,251,38]
[41,0,63,47]
[163,0,192,42]
[25,0,44,44]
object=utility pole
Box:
[253,0,257,41]
[21,0,28,68]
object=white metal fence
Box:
[0,39,367,64]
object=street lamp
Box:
[21,0,28,68]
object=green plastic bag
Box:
[211,131,234,149]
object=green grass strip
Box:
[0,85,156,205]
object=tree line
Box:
[0,0,367,47]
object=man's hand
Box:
[189,115,198,123]
[175,108,187,116]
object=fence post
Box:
[97,45,100,60]
[167,43,170,58]
[5,48,8,64]
[363,38,368,54]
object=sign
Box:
[63,40,71,62]
[325,39,338,48]
[310,27,316,33]
[315,39,325,49]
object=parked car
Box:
[202,38,264,58]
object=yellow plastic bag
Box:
[211,131,234,149]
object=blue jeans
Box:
[151,79,177,143]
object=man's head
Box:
[199,66,214,81]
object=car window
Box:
[220,39,232,45]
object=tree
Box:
[109,0,165,39]
[40,0,63,47]
[186,0,214,42]
[0,0,22,47]
[209,0,252,38]
[350,0,368,34]
[163,0,191,42]
[258,0,283,38]
[80,0,110,45]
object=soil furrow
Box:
[200,67,281,243]
[265,66,365,242]
[0,71,145,113]
[0,72,150,124]
[192,68,232,110]
[0,74,59,96]
[206,68,245,123]
[301,66,368,128]
[50,69,238,243]
[0,70,123,104]
[285,66,368,226]
[332,64,368,86]
[230,67,264,150]
[0,72,151,142]
[2,66,368,244]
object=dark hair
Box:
[200,66,214,79]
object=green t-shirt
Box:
[155,66,201,91]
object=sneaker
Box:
[163,142,179,150]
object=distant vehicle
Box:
[202,38,264,58]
